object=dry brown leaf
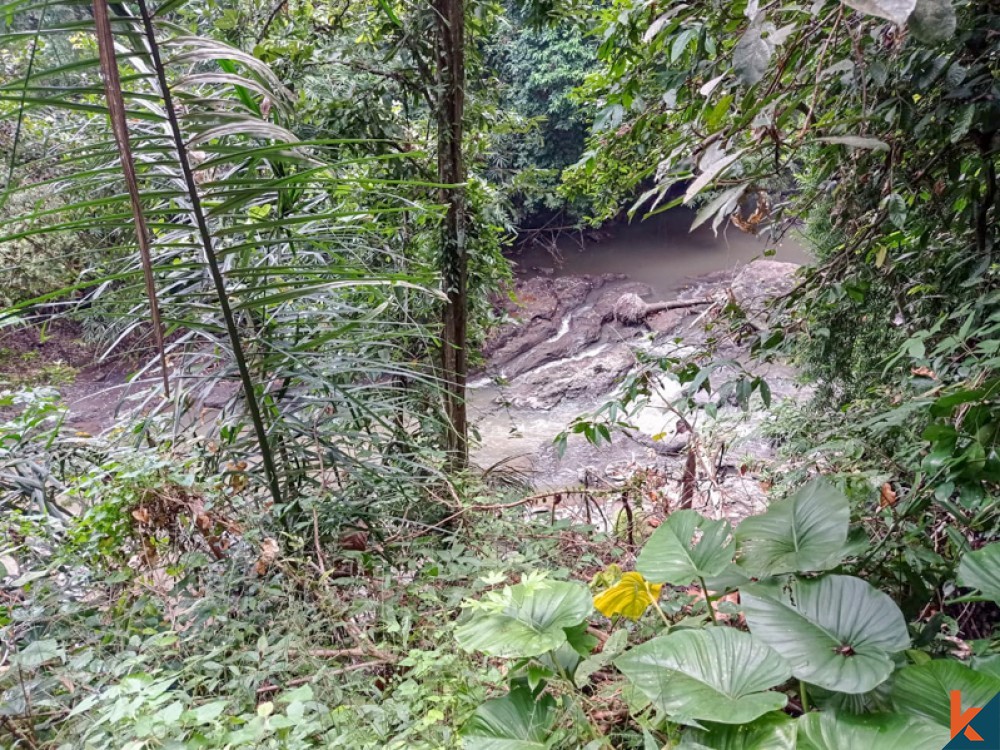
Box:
[911,366,937,379]
[254,538,280,576]
[880,482,898,508]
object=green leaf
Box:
[742,575,909,693]
[957,542,1000,602]
[678,712,796,749]
[796,710,949,750]
[455,580,593,658]
[575,628,629,688]
[462,683,557,750]
[185,700,229,725]
[684,149,747,203]
[691,186,747,234]
[838,0,916,25]
[637,510,735,586]
[893,660,1000,727]
[908,0,956,42]
[15,639,65,669]
[615,627,791,724]
[735,478,849,577]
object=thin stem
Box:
[799,680,810,713]
[645,581,671,628]
[134,0,283,508]
[699,576,718,625]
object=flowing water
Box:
[511,208,808,297]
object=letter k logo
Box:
[953,690,985,742]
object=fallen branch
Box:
[609,294,713,325]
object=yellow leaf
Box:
[593,572,662,621]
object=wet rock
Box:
[729,260,799,311]
[592,282,652,321]
[483,276,607,366]
[501,312,603,379]
[486,318,560,369]
[509,344,634,410]
[646,308,690,334]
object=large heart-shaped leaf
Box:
[742,575,909,693]
[462,683,557,750]
[958,542,1000,602]
[735,478,849,576]
[593,571,662,621]
[615,627,791,724]
[678,712,796,749]
[637,510,734,586]
[893,660,1000,727]
[455,580,592,658]
[796,710,949,750]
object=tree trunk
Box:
[435,0,468,470]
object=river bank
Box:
[470,259,808,524]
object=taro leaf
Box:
[838,0,916,25]
[972,653,1000,679]
[455,581,592,658]
[735,478,849,577]
[539,623,597,678]
[614,627,791,724]
[702,562,753,593]
[796,710,949,750]
[593,572,662,621]
[809,678,894,715]
[818,135,890,151]
[742,575,909,693]
[893,660,1000,727]
[733,20,773,86]
[636,510,734,586]
[462,682,557,750]
[907,0,955,41]
[957,542,1000,602]
[678,712,796,749]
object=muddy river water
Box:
[509,209,808,297]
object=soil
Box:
[0,319,137,434]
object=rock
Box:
[509,344,634,410]
[613,293,648,325]
[485,318,560,369]
[501,312,603,379]
[646,308,689,334]
[729,261,799,312]
[482,276,606,367]
[592,282,652,321]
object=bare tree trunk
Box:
[435,0,468,470]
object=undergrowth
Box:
[0,433,622,749]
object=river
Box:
[509,209,808,297]
[469,209,809,496]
